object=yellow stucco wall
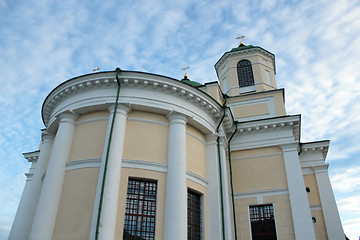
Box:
[232,102,270,119]
[303,174,321,205]
[231,147,288,192]
[186,125,206,178]
[311,209,328,239]
[52,167,100,240]
[115,168,166,240]
[227,90,286,117]
[123,111,168,164]
[68,112,109,162]
[303,175,327,239]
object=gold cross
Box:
[93,67,100,72]
[181,66,190,72]
[236,35,245,46]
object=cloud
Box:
[331,167,360,193]
[1,0,360,239]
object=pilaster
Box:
[281,143,316,239]
[205,133,222,240]
[313,165,345,240]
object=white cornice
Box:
[236,115,300,142]
[23,151,39,163]
[300,141,330,159]
[42,71,226,133]
[215,47,275,72]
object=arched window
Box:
[237,60,255,87]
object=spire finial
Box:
[181,65,190,79]
[93,66,100,72]
[236,35,245,46]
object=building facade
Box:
[9,44,345,240]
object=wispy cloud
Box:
[0,0,359,239]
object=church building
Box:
[9,43,345,240]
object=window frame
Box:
[249,203,277,240]
[187,188,203,240]
[123,177,158,240]
[237,59,255,88]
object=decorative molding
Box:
[42,72,223,129]
[186,131,206,145]
[231,152,282,161]
[215,47,275,71]
[127,117,169,126]
[237,115,300,141]
[122,159,167,172]
[76,117,109,126]
[65,158,101,171]
[228,97,276,121]
[310,204,322,211]
[122,159,208,187]
[23,151,40,163]
[300,141,330,159]
[186,171,208,188]
[234,188,289,199]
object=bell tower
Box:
[215,42,277,96]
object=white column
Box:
[98,104,130,240]
[314,166,345,240]
[29,112,78,240]
[205,134,223,240]
[163,113,187,240]
[219,136,235,240]
[281,144,316,240]
[9,131,54,240]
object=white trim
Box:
[231,152,282,161]
[310,205,322,211]
[229,97,276,121]
[234,188,289,199]
[186,171,208,188]
[122,159,208,188]
[65,158,101,171]
[76,117,109,126]
[122,159,167,172]
[127,117,169,126]
[186,131,206,145]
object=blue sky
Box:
[0,0,359,239]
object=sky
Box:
[0,0,359,239]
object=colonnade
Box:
[10,105,228,240]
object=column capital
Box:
[108,103,131,116]
[41,130,55,143]
[167,112,188,124]
[280,143,298,152]
[206,133,218,145]
[312,164,329,173]
[58,111,79,124]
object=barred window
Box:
[249,204,277,240]
[188,189,201,240]
[123,178,157,240]
[237,60,255,87]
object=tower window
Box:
[123,178,157,240]
[237,60,255,87]
[249,204,277,240]
[188,189,202,240]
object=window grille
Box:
[237,60,255,87]
[123,178,157,240]
[249,204,277,240]
[188,189,201,240]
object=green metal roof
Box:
[230,44,255,52]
